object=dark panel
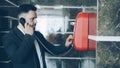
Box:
[0,62,13,68]
[0,33,7,46]
[0,48,10,61]
[0,17,10,31]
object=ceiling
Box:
[0,0,97,18]
[0,0,97,6]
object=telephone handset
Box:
[19,18,25,27]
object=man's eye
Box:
[32,18,34,20]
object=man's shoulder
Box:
[34,31,45,39]
[3,27,18,40]
[35,31,43,36]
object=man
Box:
[3,4,73,68]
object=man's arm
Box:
[35,32,73,55]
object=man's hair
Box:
[17,4,37,17]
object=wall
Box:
[97,0,120,68]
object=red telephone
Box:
[74,12,96,51]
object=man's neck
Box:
[17,24,25,35]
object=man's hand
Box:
[24,23,34,35]
[65,35,73,47]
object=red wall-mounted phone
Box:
[74,12,96,51]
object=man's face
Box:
[25,10,37,28]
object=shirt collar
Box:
[17,26,25,35]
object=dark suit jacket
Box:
[3,27,71,68]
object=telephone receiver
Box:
[19,18,26,27]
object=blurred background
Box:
[0,0,97,68]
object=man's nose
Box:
[34,19,37,24]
